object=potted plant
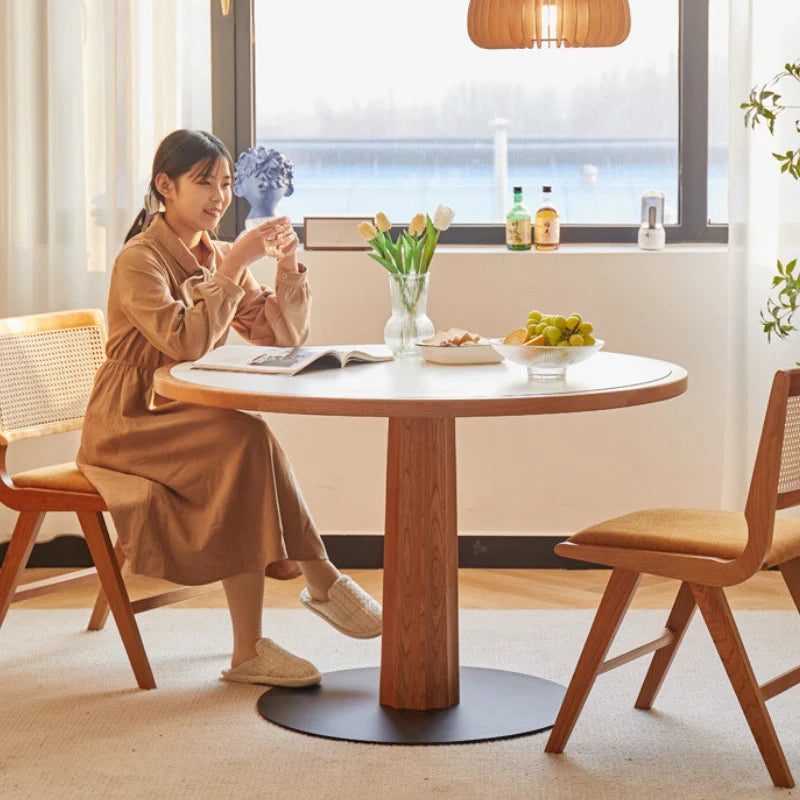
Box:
[358,206,455,357]
[742,59,800,342]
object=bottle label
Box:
[535,217,560,245]
[506,217,531,246]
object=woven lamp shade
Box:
[467,0,631,49]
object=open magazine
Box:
[190,344,393,376]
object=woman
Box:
[77,129,381,688]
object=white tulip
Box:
[433,205,455,231]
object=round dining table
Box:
[154,347,687,744]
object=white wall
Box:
[1,244,729,543]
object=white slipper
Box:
[300,575,382,639]
[220,638,321,687]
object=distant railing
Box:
[260,137,727,167]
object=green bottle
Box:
[506,185,532,251]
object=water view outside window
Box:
[254,1,725,227]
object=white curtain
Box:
[723,0,800,507]
[0,0,211,318]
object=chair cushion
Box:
[567,508,800,569]
[11,462,99,495]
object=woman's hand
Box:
[219,217,295,281]
[275,226,301,273]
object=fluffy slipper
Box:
[300,575,382,639]
[220,638,321,687]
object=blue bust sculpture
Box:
[233,146,294,227]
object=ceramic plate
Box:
[417,342,503,365]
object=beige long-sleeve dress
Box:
[76,214,327,585]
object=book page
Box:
[249,348,330,370]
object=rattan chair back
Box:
[0,310,106,444]
[741,370,800,574]
[777,387,800,502]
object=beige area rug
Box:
[1,608,799,800]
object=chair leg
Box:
[635,580,696,709]
[545,568,641,754]
[87,535,126,631]
[779,558,800,615]
[0,511,45,629]
[690,583,793,789]
[77,511,155,690]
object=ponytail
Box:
[124,190,162,243]
[124,207,148,243]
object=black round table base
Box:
[257,666,565,745]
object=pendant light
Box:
[467,0,631,49]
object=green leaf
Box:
[388,235,405,273]
[410,233,424,273]
[420,215,438,272]
[368,252,397,274]
[400,231,421,274]
[373,232,387,257]
[396,235,407,274]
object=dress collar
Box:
[146,214,217,276]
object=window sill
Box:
[298,242,728,256]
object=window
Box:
[212,0,726,243]
[708,0,730,225]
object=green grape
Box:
[569,333,584,346]
[565,315,581,332]
[534,322,547,335]
[578,322,593,335]
[544,326,562,345]
[583,335,596,346]
[528,310,542,323]
[556,340,569,347]
[553,315,568,330]
[569,313,582,324]
[527,321,538,334]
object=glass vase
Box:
[383,273,434,358]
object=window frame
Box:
[210,0,727,245]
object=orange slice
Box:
[525,335,545,346]
[503,328,528,344]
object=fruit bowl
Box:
[490,339,605,378]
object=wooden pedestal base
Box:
[380,417,459,710]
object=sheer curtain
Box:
[723,0,800,506]
[0,0,211,318]
[0,0,211,546]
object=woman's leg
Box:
[296,559,341,601]
[221,570,265,668]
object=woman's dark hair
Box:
[124,129,233,243]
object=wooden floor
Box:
[14,567,799,610]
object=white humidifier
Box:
[637,190,666,250]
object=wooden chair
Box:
[0,309,214,689]
[546,368,800,788]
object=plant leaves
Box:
[368,252,398,273]
[420,215,438,272]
